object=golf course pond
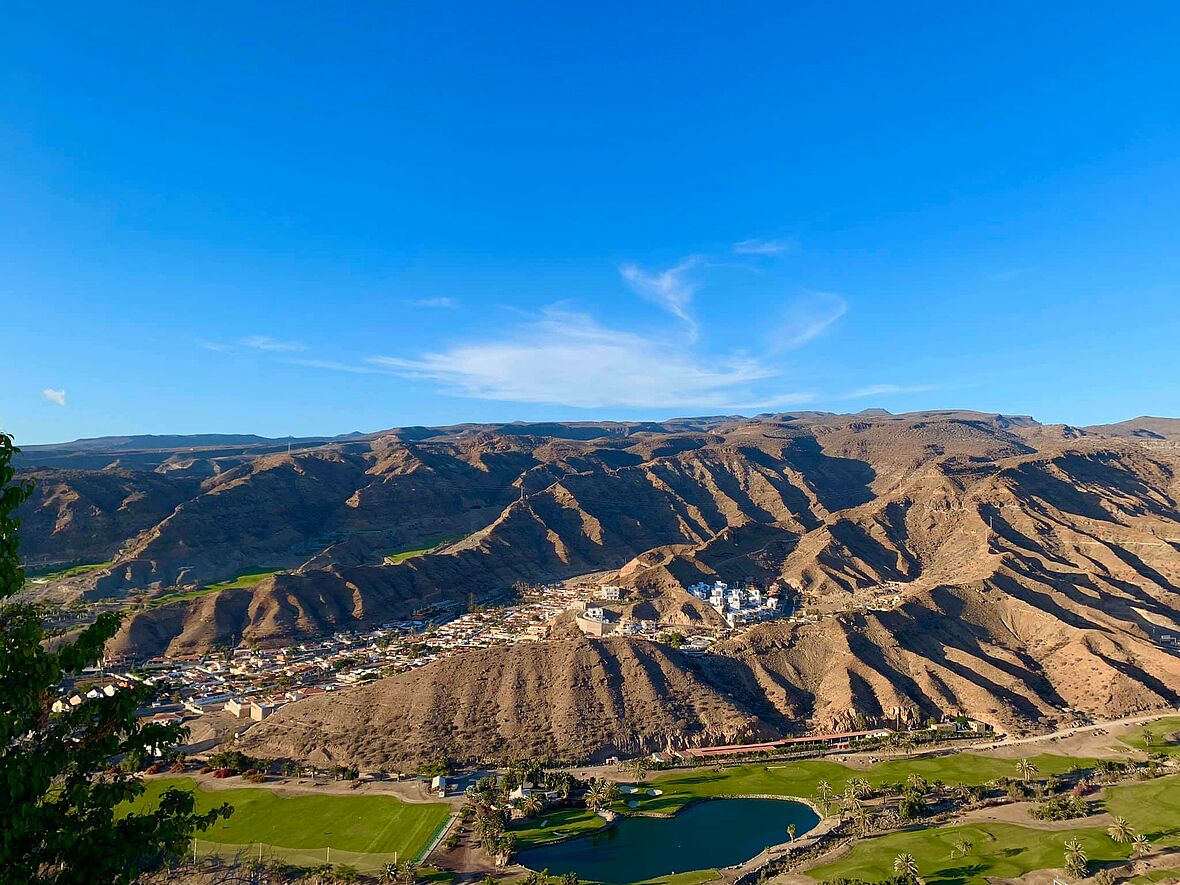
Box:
[517,798,820,884]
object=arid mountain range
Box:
[15,411,1180,762]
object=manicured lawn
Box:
[808,774,1180,885]
[633,870,720,885]
[384,537,462,565]
[512,806,613,847]
[809,822,1125,884]
[202,568,283,590]
[1105,774,1180,846]
[638,753,1090,816]
[1124,717,1180,757]
[150,569,282,606]
[124,778,450,860]
[24,560,112,583]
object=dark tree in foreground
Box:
[0,432,230,885]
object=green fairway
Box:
[809,822,1126,884]
[24,560,112,584]
[384,537,462,565]
[1105,775,1180,844]
[1123,717,1180,757]
[512,805,613,847]
[633,871,720,885]
[808,774,1180,885]
[126,778,450,860]
[150,569,283,606]
[637,752,1089,816]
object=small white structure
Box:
[224,698,248,718]
[585,606,605,621]
[597,585,623,601]
[249,702,277,721]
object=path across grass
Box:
[125,778,450,861]
[1123,717,1180,757]
[807,773,1180,885]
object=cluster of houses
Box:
[686,580,789,626]
[81,582,595,736]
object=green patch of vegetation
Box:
[1104,774,1180,846]
[418,866,456,883]
[384,537,463,565]
[809,823,1127,884]
[24,560,112,583]
[203,568,283,590]
[123,778,450,859]
[808,774,1180,885]
[632,870,720,885]
[149,569,282,606]
[511,806,612,848]
[1127,869,1180,884]
[636,753,1090,817]
[1124,716,1180,757]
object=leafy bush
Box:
[1030,794,1091,821]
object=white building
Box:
[597,585,623,601]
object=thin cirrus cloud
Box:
[410,296,457,308]
[618,257,701,339]
[771,290,848,349]
[732,238,792,255]
[201,336,304,353]
[241,335,303,352]
[367,308,812,411]
[840,383,934,399]
[275,246,852,412]
[42,388,66,406]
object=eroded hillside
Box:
[16,412,1180,750]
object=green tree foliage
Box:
[0,432,230,884]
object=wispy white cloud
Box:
[242,335,303,352]
[367,308,809,410]
[840,383,933,399]
[411,297,457,308]
[732,238,792,255]
[199,341,233,352]
[619,257,701,339]
[772,290,848,349]
[288,358,385,375]
[42,388,66,406]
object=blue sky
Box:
[2,3,1179,444]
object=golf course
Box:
[514,752,1096,847]
[126,778,450,864]
[808,773,1180,884]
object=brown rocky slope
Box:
[16,411,1180,756]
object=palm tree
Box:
[1131,833,1152,858]
[1016,758,1039,784]
[552,772,574,801]
[630,756,650,784]
[849,777,873,799]
[522,793,544,818]
[816,781,834,809]
[786,823,797,842]
[906,773,928,793]
[585,780,617,812]
[893,853,919,880]
[1063,838,1088,878]
[1107,816,1135,844]
[949,838,973,860]
[851,805,872,837]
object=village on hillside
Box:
[62,577,807,744]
